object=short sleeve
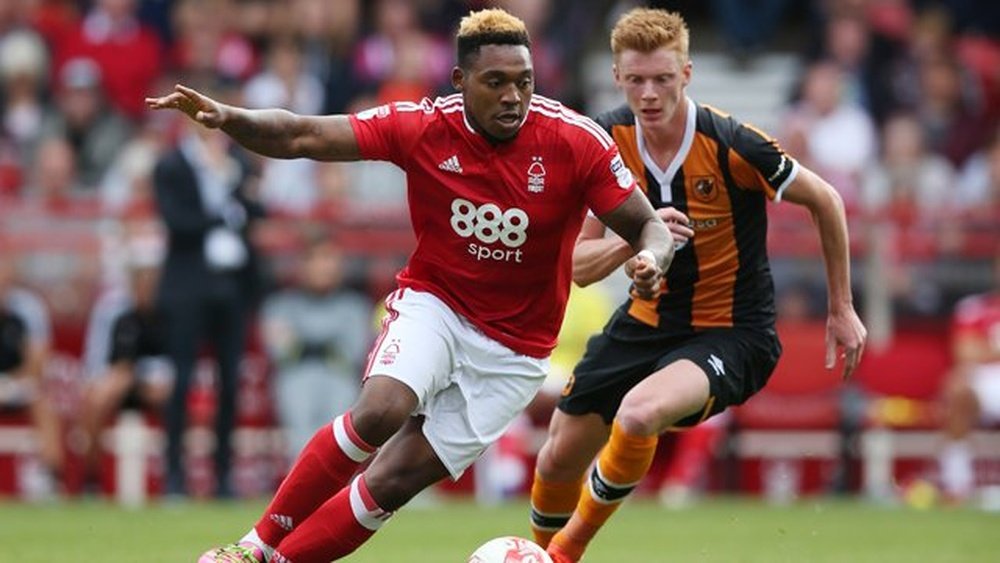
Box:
[348,101,429,167]
[5,289,50,344]
[578,126,636,216]
[728,122,799,202]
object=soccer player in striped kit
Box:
[528,9,867,562]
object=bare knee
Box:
[616,397,662,436]
[350,378,418,445]
[536,413,608,481]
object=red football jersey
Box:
[349,93,636,357]
[953,292,1000,351]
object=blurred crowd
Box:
[0,0,997,499]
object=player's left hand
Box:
[145,84,227,128]
[630,251,663,300]
[826,307,867,380]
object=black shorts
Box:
[558,315,782,427]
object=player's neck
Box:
[641,98,687,167]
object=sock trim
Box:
[588,465,636,505]
[239,529,274,561]
[350,475,393,531]
[333,412,376,462]
[530,507,572,531]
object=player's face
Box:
[454,44,534,142]
[614,47,691,130]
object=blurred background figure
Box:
[0,28,49,187]
[153,105,265,499]
[78,237,171,489]
[0,253,61,500]
[52,0,163,120]
[938,252,1000,504]
[243,37,324,214]
[781,59,877,209]
[38,56,133,192]
[260,232,372,466]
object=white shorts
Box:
[970,363,1000,423]
[365,289,549,478]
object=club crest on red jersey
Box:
[527,156,546,193]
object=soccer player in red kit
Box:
[147,9,673,563]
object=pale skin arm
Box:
[780,166,868,379]
[574,205,693,286]
[595,189,676,299]
[145,84,361,161]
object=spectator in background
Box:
[170,0,257,84]
[0,30,48,160]
[243,37,324,213]
[781,60,877,209]
[916,52,991,168]
[0,254,62,499]
[153,106,265,498]
[39,57,133,191]
[353,0,452,103]
[23,137,84,211]
[98,109,172,215]
[956,126,1000,216]
[286,0,363,116]
[52,0,162,120]
[862,112,955,220]
[79,239,172,486]
[938,252,1000,503]
[260,233,372,465]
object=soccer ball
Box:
[468,536,553,563]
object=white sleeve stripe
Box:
[529,95,614,141]
[333,415,373,463]
[773,159,801,203]
[529,106,611,149]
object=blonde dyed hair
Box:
[455,8,531,68]
[457,8,528,38]
[611,8,689,60]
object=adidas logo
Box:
[438,155,463,174]
[269,513,293,531]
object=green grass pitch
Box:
[2,496,997,562]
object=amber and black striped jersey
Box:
[595,98,799,333]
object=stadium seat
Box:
[852,330,961,500]
[731,320,846,499]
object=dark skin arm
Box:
[145,84,361,161]
[596,189,674,298]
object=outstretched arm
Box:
[781,166,867,379]
[596,189,674,298]
[145,84,360,161]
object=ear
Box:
[451,66,464,92]
[612,63,620,84]
[682,59,693,88]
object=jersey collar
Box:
[635,96,696,203]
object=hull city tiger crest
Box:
[690,175,718,203]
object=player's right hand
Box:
[630,251,663,300]
[657,207,694,249]
[145,84,226,129]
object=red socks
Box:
[254,412,376,549]
[272,475,392,562]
